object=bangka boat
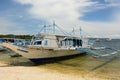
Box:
[2,23,89,64]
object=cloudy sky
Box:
[0,0,120,38]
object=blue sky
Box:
[0,0,120,38]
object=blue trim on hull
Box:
[29,53,86,64]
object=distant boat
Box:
[2,23,89,64]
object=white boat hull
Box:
[2,43,85,63]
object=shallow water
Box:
[0,39,120,80]
[0,50,119,80]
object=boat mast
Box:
[44,25,46,33]
[80,27,82,38]
[73,27,75,35]
[53,20,55,34]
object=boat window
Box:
[34,41,42,45]
[60,38,82,47]
[44,40,48,46]
[73,39,82,47]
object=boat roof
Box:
[36,33,87,39]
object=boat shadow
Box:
[91,56,117,71]
[2,53,87,67]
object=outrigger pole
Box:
[76,48,119,58]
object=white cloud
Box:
[0,17,30,34]
[14,0,120,38]
[0,17,16,34]
[81,21,120,38]
[15,0,96,26]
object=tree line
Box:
[0,34,33,39]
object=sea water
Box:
[0,39,120,80]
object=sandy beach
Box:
[0,49,119,80]
[0,61,108,80]
[0,62,116,80]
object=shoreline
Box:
[0,51,119,80]
[0,61,111,80]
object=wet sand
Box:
[0,51,120,80]
[0,62,107,80]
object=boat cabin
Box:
[29,33,88,49]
